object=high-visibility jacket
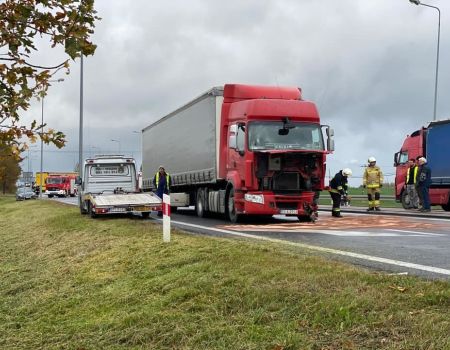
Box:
[406,166,418,185]
[363,165,383,188]
[153,172,171,192]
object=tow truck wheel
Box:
[88,202,97,218]
[226,187,240,223]
[79,199,88,215]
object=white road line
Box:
[318,210,450,223]
[170,219,450,276]
[387,229,445,236]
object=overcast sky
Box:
[21,0,450,186]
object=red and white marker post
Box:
[162,194,171,242]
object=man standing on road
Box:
[153,165,171,217]
[329,168,352,218]
[363,156,384,211]
[417,157,431,212]
[405,158,419,209]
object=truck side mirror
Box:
[326,127,334,137]
[327,138,335,152]
[229,124,237,149]
[75,176,82,185]
[393,152,399,166]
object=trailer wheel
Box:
[196,188,206,218]
[226,187,240,223]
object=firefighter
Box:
[329,168,352,218]
[363,156,384,211]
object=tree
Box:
[0,0,99,159]
[0,142,21,194]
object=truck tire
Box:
[88,201,97,218]
[401,190,410,210]
[79,198,88,215]
[48,194,54,198]
[141,212,150,219]
[226,187,240,223]
[196,188,206,218]
[441,203,450,211]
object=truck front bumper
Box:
[242,191,317,216]
[45,190,66,196]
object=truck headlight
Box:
[245,194,264,204]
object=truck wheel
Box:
[48,194,54,198]
[79,199,88,215]
[88,202,97,218]
[441,203,450,211]
[196,189,206,218]
[400,190,410,209]
[141,212,150,219]
[297,215,313,222]
[226,187,240,223]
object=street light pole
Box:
[409,0,441,121]
[79,55,84,178]
[39,78,64,198]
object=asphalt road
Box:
[49,196,450,280]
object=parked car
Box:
[16,187,38,201]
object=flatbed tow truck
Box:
[78,155,161,218]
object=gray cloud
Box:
[20,0,450,186]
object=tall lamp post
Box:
[409,0,441,121]
[39,78,64,198]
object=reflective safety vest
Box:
[155,172,170,190]
[406,166,418,184]
[363,165,383,188]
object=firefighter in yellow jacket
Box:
[363,156,384,211]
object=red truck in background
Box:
[142,84,334,222]
[45,174,78,198]
[394,119,450,211]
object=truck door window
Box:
[236,124,246,154]
[398,151,408,165]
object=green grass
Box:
[1,196,449,349]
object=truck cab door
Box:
[228,123,246,186]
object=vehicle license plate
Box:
[110,207,126,212]
[280,209,298,215]
[134,206,150,211]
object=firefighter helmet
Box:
[342,168,352,177]
[368,156,376,163]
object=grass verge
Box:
[0,196,449,349]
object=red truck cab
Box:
[45,174,78,198]
[394,120,450,211]
[221,85,332,221]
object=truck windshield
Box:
[47,178,63,184]
[248,122,324,151]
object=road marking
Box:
[169,219,450,276]
[298,230,423,237]
[386,229,445,236]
